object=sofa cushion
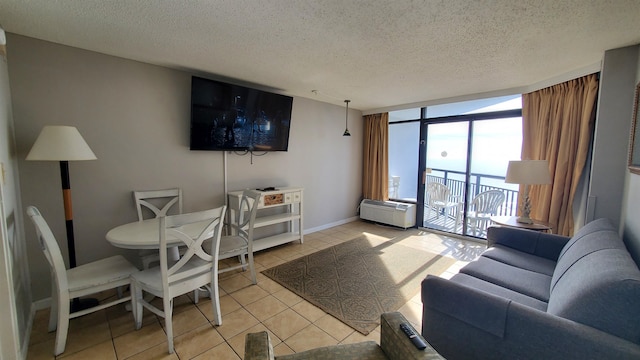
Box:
[547,247,640,344]
[483,244,557,276]
[551,224,626,291]
[459,256,552,302]
[553,219,623,282]
[451,273,548,310]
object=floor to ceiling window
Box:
[388,95,522,238]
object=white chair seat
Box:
[219,235,248,256]
[132,258,210,293]
[67,255,138,295]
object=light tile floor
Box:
[27,220,485,360]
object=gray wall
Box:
[588,45,639,228]
[7,34,363,301]
[622,45,640,264]
[0,33,31,358]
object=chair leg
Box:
[131,282,143,330]
[48,275,58,332]
[211,276,222,326]
[53,293,71,356]
[129,284,138,329]
[164,297,175,354]
[248,252,257,285]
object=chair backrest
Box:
[133,188,183,221]
[26,206,68,294]
[158,205,226,289]
[470,190,505,215]
[426,182,450,202]
[232,190,261,238]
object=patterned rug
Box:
[262,234,456,335]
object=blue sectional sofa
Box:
[421,218,640,359]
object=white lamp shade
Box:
[26,126,97,161]
[505,160,551,185]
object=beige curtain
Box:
[363,113,389,200]
[522,73,599,236]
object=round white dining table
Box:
[107,218,168,249]
[106,218,213,254]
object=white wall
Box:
[0,32,32,359]
[7,34,363,302]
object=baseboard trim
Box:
[32,297,51,311]
[304,216,359,234]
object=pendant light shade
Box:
[343,100,351,137]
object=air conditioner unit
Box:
[359,199,416,229]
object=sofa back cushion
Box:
[548,218,640,343]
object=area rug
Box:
[262,234,456,335]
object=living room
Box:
[1,2,640,359]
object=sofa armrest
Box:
[422,275,640,359]
[487,225,570,261]
[380,312,444,360]
[244,331,275,360]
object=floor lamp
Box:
[26,126,97,309]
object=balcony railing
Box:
[426,168,519,217]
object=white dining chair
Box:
[26,206,139,356]
[133,188,183,269]
[130,205,226,354]
[219,189,260,280]
[194,189,261,304]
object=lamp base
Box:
[516,216,534,224]
[70,297,99,312]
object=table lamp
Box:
[505,160,551,224]
[26,126,97,308]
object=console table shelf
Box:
[227,187,303,252]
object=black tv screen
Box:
[190,76,293,151]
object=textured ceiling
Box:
[0,1,639,111]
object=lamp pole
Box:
[60,161,77,268]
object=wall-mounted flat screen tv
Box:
[190,76,293,151]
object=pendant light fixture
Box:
[343,100,351,136]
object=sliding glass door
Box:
[389,95,522,238]
[420,115,522,237]
[421,121,469,233]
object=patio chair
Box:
[466,189,506,237]
[425,182,461,230]
[389,176,400,198]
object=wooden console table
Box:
[228,187,303,252]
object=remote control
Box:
[400,323,427,350]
